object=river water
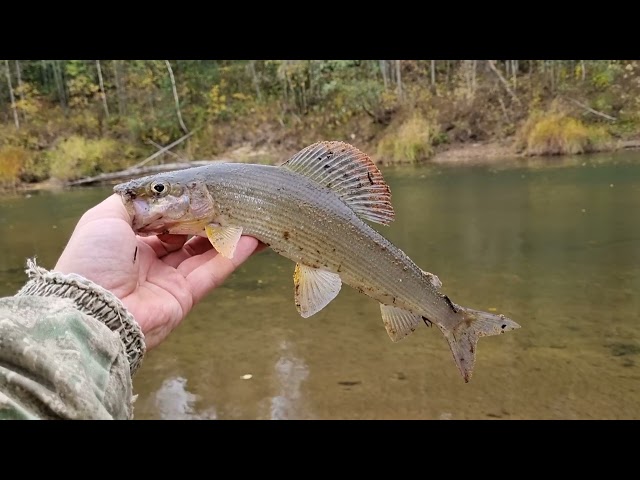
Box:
[1,151,639,419]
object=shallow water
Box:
[1,152,639,419]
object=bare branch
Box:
[131,130,196,170]
[361,104,376,119]
[379,60,388,89]
[488,60,521,106]
[96,60,110,118]
[395,60,403,99]
[564,96,617,121]
[165,60,189,134]
[4,60,19,129]
[15,60,24,121]
[248,60,262,101]
[497,96,511,123]
[147,139,186,161]
[67,160,224,186]
[430,60,436,87]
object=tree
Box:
[96,60,110,118]
[395,60,402,99]
[248,60,262,101]
[112,60,126,115]
[52,60,67,113]
[4,60,19,129]
[165,60,189,134]
[15,60,24,121]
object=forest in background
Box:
[1,60,639,187]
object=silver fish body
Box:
[115,141,520,381]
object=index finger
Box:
[185,236,260,303]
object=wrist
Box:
[15,258,146,375]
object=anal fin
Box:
[293,263,342,318]
[205,224,243,259]
[380,304,422,342]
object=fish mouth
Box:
[115,182,209,236]
[131,199,153,229]
[125,197,206,236]
[128,199,176,235]
[114,183,142,223]
[114,183,139,203]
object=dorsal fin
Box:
[281,141,395,225]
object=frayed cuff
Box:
[15,258,146,376]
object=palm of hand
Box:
[54,194,260,348]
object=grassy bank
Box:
[1,60,639,191]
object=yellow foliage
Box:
[68,111,101,134]
[232,92,251,101]
[48,136,125,181]
[517,112,610,156]
[208,84,228,117]
[67,76,100,108]
[14,82,43,117]
[145,127,171,146]
[377,114,438,163]
[0,146,31,185]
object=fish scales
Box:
[203,163,451,322]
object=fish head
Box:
[114,171,214,236]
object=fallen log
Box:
[67,160,227,186]
[620,139,640,149]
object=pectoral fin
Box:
[293,263,342,318]
[205,224,243,259]
[380,304,423,342]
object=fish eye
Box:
[151,181,169,196]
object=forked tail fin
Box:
[438,306,520,383]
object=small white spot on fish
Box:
[610,184,614,187]
[241,374,253,380]
[581,209,586,213]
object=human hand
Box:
[54,194,262,349]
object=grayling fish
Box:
[114,141,520,382]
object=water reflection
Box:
[268,341,311,420]
[152,376,217,420]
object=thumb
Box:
[77,194,132,228]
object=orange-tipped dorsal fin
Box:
[281,141,395,225]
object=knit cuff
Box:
[15,258,146,376]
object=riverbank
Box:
[431,137,640,165]
[4,60,640,194]
[3,135,640,195]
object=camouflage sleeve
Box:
[0,259,146,420]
